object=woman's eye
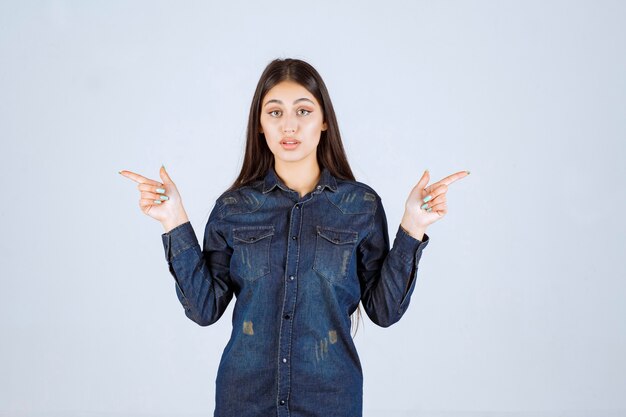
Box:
[268,109,311,117]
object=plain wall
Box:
[1,1,624,416]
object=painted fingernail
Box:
[426,207,432,212]
[153,200,162,204]
[421,203,429,210]
[156,188,165,194]
[422,195,432,203]
[466,170,471,174]
[159,195,169,200]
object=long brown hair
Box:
[226,57,364,337]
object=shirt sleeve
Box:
[161,201,234,326]
[356,195,430,327]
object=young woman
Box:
[120,57,469,417]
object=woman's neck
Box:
[274,159,321,199]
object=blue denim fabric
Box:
[161,165,430,417]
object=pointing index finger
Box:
[436,170,470,187]
[119,170,162,186]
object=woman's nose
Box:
[282,114,297,133]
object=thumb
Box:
[418,169,430,188]
[413,169,429,192]
[159,164,173,184]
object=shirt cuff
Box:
[394,224,430,263]
[161,221,198,262]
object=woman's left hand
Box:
[400,169,470,240]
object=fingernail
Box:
[426,207,432,212]
[422,195,432,203]
[421,203,429,209]
[156,188,165,194]
[153,200,162,204]
[162,163,165,170]
[118,170,122,174]
[159,195,169,200]
[466,170,471,174]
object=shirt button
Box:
[316,185,322,190]
[295,204,300,209]
[291,235,297,240]
[282,358,287,363]
[284,314,290,319]
[289,275,295,281]
[280,400,286,405]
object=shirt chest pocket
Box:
[231,225,275,282]
[313,226,359,283]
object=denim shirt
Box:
[161,165,430,417]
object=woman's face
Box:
[260,80,327,167]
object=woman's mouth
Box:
[280,139,300,150]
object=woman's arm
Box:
[356,195,430,328]
[357,168,469,327]
[161,201,234,326]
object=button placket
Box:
[276,200,308,416]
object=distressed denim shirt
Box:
[161,165,430,417]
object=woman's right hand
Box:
[119,165,190,233]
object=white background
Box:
[1,1,624,416]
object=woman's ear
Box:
[322,122,328,131]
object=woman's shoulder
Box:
[330,177,381,214]
[335,177,381,199]
[210,181,267,219]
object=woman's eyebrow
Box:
[263,98,315,107]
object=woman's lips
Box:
[280,140,300,150]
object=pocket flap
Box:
[233,226,275,243]
[316,226,358,245]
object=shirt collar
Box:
[262,165,338,194]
